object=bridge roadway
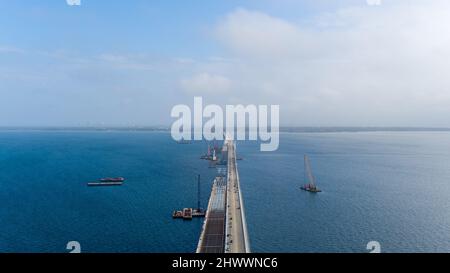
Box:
[196,139,250,253]
[196,177,227,253]
[224,140,250,253]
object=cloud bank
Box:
[2,1,450,127]
[180,73,232,94]
[199,1,450,126]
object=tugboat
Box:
[300,155,322,193]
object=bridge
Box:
[196,138,250,253]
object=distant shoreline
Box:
[0,126,450,133]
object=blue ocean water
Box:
[0,131,449,253]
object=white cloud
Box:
[216,8,301,59]
[98,54,129,63]
[4,1,450,127]
[180,73,232,94]
[0,46,25,54]
[97,53,155,71]
[209,2,450,126]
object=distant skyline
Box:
[1,0,450,127]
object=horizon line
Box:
[1,126,450,133]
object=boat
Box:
[300,155,322,193]
[172,175,205,220]
[100,177,125,182]
[172,210,183,218]
[88,177,125,186]
[200,144,212,160]
[182,208,193,220]
[87,181,123,187]
[172,208,205,219]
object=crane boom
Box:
[304,155,315,186]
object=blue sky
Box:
[0,1,324,58]
[1,0,450,127]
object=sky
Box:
[1,0,450,127]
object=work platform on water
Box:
[196,138,250,253]
[172,175,206,220]
[300,155,322,193]
[87,177,125,187]
[172,208,205,220]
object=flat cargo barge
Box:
[172,208,205,219]
[88,177,125,186]
[87,182,123,186]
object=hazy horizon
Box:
[1,125,450,132]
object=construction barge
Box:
[172,208,205,220]
[300,155,322,193]
[87,177,125,187]
[172,175,206,220]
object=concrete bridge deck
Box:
[196,139,250,253]
[224,140,250,253]
[196,177,227,253]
